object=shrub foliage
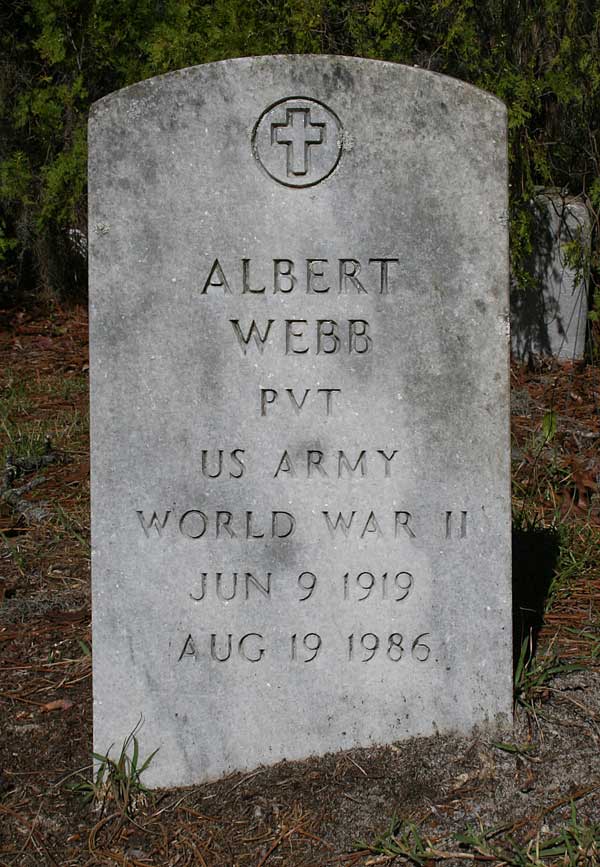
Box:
[1,0,599,303]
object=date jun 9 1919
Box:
[188,569,415,602]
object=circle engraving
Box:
[252,96,343,188]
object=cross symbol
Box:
[271,108,325,177]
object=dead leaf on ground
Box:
[39,699,74,713]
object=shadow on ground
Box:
[512,522,560,664]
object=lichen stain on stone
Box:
[340,131,355,152]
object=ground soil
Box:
[0,307,599,866]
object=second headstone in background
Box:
[511,192,592,361]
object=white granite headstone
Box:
[511,192,591,361]
[89,56,512,788]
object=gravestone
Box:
[89,55,512,788]
[511,192,591,361]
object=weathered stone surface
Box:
[511,193,591,361]
[89,55,512,788]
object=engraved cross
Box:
[271,108,325,177]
